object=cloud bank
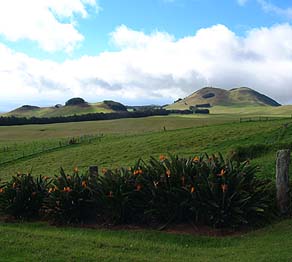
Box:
[1,23,292,111]
[0,0,98,53]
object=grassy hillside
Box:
[1,220,292,261]
[0,115,291,180]
[4,102,114,117]
[167,87,281,110]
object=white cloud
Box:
[1,23,292,111]
[257,0,292,19]
[0,0,98,53]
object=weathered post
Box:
[276,149,290,215]
[89,165,98,176]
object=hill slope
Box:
[168,87,281,110]
[4,100,127,118]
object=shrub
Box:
[43,168,100,224]
[136,154,275,228]
[65,97,87,106]
[0,174,50,219]
[0,154,276,228]
[103,100,127,111]
[98,166,147,225]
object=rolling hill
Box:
[167,87,281,110]
[3,99,127,118]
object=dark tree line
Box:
[0,109,192,126]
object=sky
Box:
[0,0,292,111]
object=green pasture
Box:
[0,114,291,180]
[1,220,292,261]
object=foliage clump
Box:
[0,174,50,219]
[65,97,87,106]
[0,154,276,228]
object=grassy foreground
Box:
[0,220,292,261]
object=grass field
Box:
[1,109,292,261]
[0,114,291,180]
[1,220,292,261]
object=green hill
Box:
[167,87,281,110]
[4,99,127,118]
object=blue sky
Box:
[0,0,292,111]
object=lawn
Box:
[1,220,292,261]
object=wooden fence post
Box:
[276,149,290,215]
[89,165,98,176]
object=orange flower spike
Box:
[217,169,226,177]
[48,188,53,193]
[82,181,87,188]
[166,169,171,178]
[159,155,166,161]
[191,187,195,193]
[0,188,4,193]
[193,156,199,162]
[221,184,228,193]
[138,169,143,175]
[63,187,72,193]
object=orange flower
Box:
[63,187,72,193]
[102,168,107,174]
[217,169,226,177]
[82,181,87,188]
[193,156,199,162]
[166,169,171,178]
[73,166,78,173]
[136,184,142,191]
[159,155,166,161]
[190,187,195,193]
[134,169,143,176]
[0,188,4,193]
[221,184,228,193]
[48,188,54,193]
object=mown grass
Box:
[1,220,292,261]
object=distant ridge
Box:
[4,98,128,118]
[168,87,281,109]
